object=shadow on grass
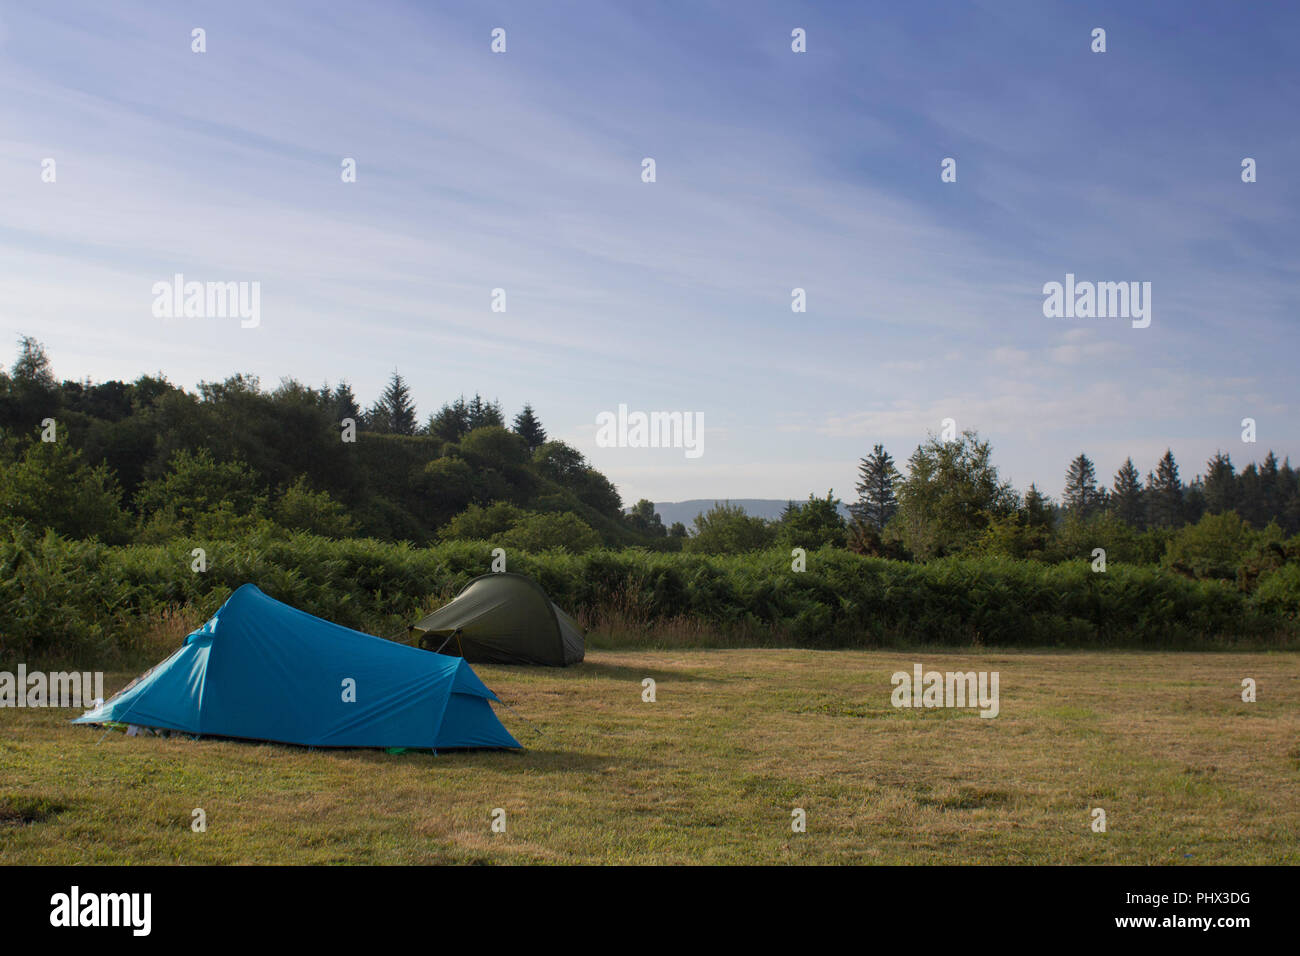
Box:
[344,745,631,774]
[74,730,593,765]
[558,660,717,684]
[0,795,70,827]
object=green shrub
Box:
[439,502,525,541]
[0,440,130,543]
[500,512,600,553]
[134,448,266,533]
[774,492,847,551]
[1163,511,1256,580]
[1048,512,1145,565]
[1251,564,1300,619]
[684,502,776,555]
[3,531,1295,667]
[273,477,357,538]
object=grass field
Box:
[2,648,1298,864]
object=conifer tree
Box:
[467,393,504,430]
[851,444,900,530]
[512,403,547,452]
[1147,449,1184,527]
[427,397,470,442]
[1063,453,1101,517]
[333,381,360,423]
[1111,457,1144,528]
[1023,483,1054,528]
[1202,452,1236,514]
[374,371,417,435]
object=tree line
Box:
[850,439,1299,535]
[352,370,548,451]
[3,336,1297,581]
[0,337,660,549]
[839,433,1300,568]
[678,432,1299,576]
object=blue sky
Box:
[1,1,1296,504]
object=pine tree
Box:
[1022,483,1054,528]
[364,404,389,433]
[1063,453,1101,517]
[1261,451,1280,521]
[1147,449,1184,527]
[467,393,504,430]
[427,397,470,442]
[1183,476,1206,525]
[851,444,899,531]
[1279,458,1300,534]
[1202,452,1236,514]
[513,403,547,452]
[12,335,55,386]
[5,335,59,436]
[332,381,360,422]
[374,371,417,435]
[1111,457,1144,528]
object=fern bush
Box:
[3,529,1296,667]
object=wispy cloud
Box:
[1,0,1296,503]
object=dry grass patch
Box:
[1,648,1296,864]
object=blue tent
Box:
[74,584,520,750]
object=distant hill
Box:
[651,498,854,528]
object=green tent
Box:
[410,573,585,666]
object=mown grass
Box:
[1,648,1297,864]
